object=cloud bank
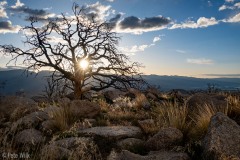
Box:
[170,17,218,29]
[0,21,21,34]
[115,16,171,34]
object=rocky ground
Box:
[0,89,240,160]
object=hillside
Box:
[0,70,240,96]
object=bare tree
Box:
[43,75,69,100]
[0,3,145,99]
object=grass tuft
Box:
[188,103,229,140]
[154,101,189,134]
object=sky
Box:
[0,0,239,78]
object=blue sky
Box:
[0,0,239,78]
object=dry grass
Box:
[138,119,159,135]
[97,99,111,113]
[189,103,229,140]
[220,154,240,160]
[227,95,240,114]
[133,93,149,109]
[154,101,189,134]
[51,103,76,131]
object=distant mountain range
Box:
[0,69,239,97]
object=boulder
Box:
[10,105,39,121]
[0,96,37,120]
[104,90,126,103]
[186,93,227,114]
[138,119,156,134]
[41,137,101,160]
[31,96,50,103]
[78,126,142,140]
[117,138,145,153]
[146,127,183,151]
[203,112,240,159]
[56,97,71,106]
[108,150,190,160]
[146,92,158,101]
[11,111,49,133]
[68,137,102,160]
[40,120,57,136]
[51,137,88,148]
[70,100,100,118]
[14,129,45,150]
[40,145,71,160]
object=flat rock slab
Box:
[108,150,190,160]
[78,126,142,139]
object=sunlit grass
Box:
[52,103,76,131]
[188,103,229,140]
[227,95,240,114]
[154,101,189,134]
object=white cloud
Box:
[0,1,7,18]
[176,50,186,54]
[119,44,151,55]
[114,15,171,34]
[219,2,240,11]
[0,8,7,18]
[120,35,163,55]
[225,0,234,3]
[153,35,165,43]
[115,24,169,35]
[0,21,21,34]
[0,1,7,6]
[170,17,218,29]
[234,2,240,8]
[223,13,240,23]
[46,36,66,44]
[11,0,24,9]
[105,0,114,2]
[187,58,214,65]
[86,2,112,22]
[219,5,235,11]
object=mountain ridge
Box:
[0,70,239,96]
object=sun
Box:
[79,59,89,70]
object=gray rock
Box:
[108,150,190,160]
[70,100,100,118]
[146,127,183,151]
[138,119,156,134]
[31,96,50,103]
[186,93,227,114]
[14,129,45,149]
[203,112,240,159]
[52,137,92,149]
[11,111,49,132]
[78,126,142,140]
[104,90,126,103]
[41,137,101,160]
[40,144,71,160]
[40,120,56,135]
[117,138,144,152]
